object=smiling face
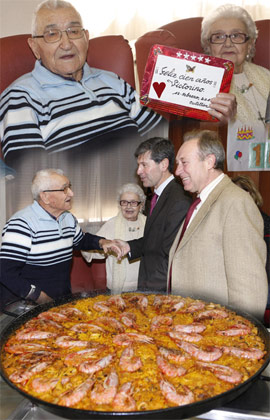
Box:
[28,7,89,81]
[39,173,74,219]
[136,151,169,189]
[120,192,142,221]
[175,139,213,194]
[208,18,252,74]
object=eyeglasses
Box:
[32,27,85,43]
[209,32,250,44]
[43,183,72,194]
[120,200,141,207]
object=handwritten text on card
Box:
[148,55,225,111]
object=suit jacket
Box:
[129,178,191,291]
[168,175,268,320]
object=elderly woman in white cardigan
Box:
[82,183,146,294]
[201,4,270,170]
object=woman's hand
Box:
[208,92,237,124]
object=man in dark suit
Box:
[116,137,191,291]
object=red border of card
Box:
[140,44,234,122]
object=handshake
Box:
[99,239,131,260]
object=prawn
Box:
[55,336,91,348]
[19,350,57,364]
[64,346,107,366]
[127,295,148,313]
[153,295,182,310]
[15,328,57,341]
[5,342,46,354]
[70,322,105,333]
[195,309,228,321]
[91,371,118,405]
[160,379,194,406]
[119,346,142,372]
[159,346,190,363]
[79,353,115,374]
[59,307,85,319]
[218,324,251,336]
[26,318,63,330]
[156,355,186,378]
[112,382,136,412]
[96,316,125,332]
[31,377,58,393]
[168,331,202,343]
[93,301,111,313]
[177,340,223,361]
[58,377,94,407]
[113,332,154,346]
[120,312,139,329]
[37,311,68,322]
[9,361,48,384]
[107,295,126,311]
[197,361,243,384]
[222,346,266,360]
[151,315,173,331]
[183,301,205,313]
[173,323,206,333]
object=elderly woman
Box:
[82,183,146,294]
[201,4,270,170]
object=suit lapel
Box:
[144,180,173,235]
[178,175,231,249]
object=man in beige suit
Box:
[168,130,268,321]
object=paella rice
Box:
[1,293,267,412]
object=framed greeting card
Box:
[140,44,234,122]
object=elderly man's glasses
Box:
[43,184,72,194]
[120,200,141,207]
[33,27,85,43]
[209,32,250,44]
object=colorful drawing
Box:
[234,150,242,160]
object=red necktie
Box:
[168,196,201,293]
[178,196,201,243]
[149,193,159,216]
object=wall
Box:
[1,0,269,39]
[0,0,40,37]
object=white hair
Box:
[201,4,257,59]
[31,168,64,200]
[117,183,146,211]
[31,0,83,36]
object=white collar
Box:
[155,175,174,197]
[199,173,224,203]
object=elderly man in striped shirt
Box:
[0,168,121,309]
[0,0,164,218]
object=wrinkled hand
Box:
[114,239,130,257]
[99,239,123,260]
[36,291,53,305]
[208,92,237,124]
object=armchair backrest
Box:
[160,17,203,54]
[253,19,270,69]
[0,34,135,93]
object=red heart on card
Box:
[153,82,166,98]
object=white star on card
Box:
[190,55,197,61]
[197,56,204,62]
[176,52,182,58]
[204,57,211,64]
[184,53,190,59]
